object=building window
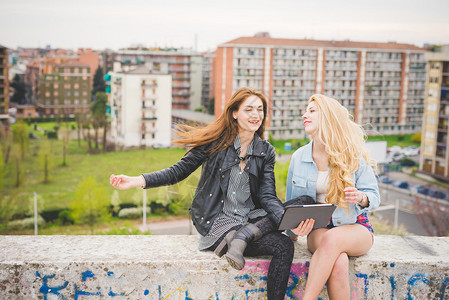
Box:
[74,83,79,89]
[45,92,50,97]
[74,68,79,73]
[53,91,58,96]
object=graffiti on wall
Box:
[1,261,447,299]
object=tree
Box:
[70,176,110,234]
[12,120,29,160]
[208,98,215,115]
[413,195,449,236]
[10,74,27,104]
[39,140,52,183]
[91,92,108,152]
[13,152,24,188]
[92,67,106,98]
[0,127,13,164]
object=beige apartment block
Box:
[112,48,202,111]
[107,63,172,148]
[214,36,427,139]
[420,50,449,180]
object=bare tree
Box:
[413,195,449,236]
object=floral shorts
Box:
[327,212,374,235]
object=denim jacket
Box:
[286,141,380,226]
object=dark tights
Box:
[208,195,314,300]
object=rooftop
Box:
[222,36,425,51]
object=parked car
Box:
[428,190,447,200]
[388,146,402,154]
[378,176,393,184]
[392,152,406,162]
[403,146,420,157]
[417,186,430,195]
[392,181,409,190]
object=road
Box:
[376,183,449,236]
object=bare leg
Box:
[327,253,350,299]
[303,224,372,300]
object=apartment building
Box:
[420,48,449,181]
[0,45,9,127]
[107,63,172,148]
[37,63,91,116]
[113,48,202,110]
[214,36,427,139]
[201,51,215,111]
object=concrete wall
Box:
[0,235,448,299]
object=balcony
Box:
[142,116,157,121]
[142,94,157,100]
[142,82,157,88]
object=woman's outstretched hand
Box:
[110,174,145,190]
[291,218,315,237]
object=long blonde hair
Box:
[309,94,376,211]
[172,87,268,154]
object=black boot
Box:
[225,223,262,270]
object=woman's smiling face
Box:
[233,95,264,134]
[302,101,320,137]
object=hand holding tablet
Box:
[278,203,336,231]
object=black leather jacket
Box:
[142,135,285,236]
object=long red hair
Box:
[172,87,268,154]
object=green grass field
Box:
[0,122,420,234]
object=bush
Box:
[58,210,74,225]
[41,208,65,223]
[8,216,46,230]
[401,158,416,167]
[149,202,169,214]
[47,131,58,139]
[411,133,421,143]
[119,203,138,210]
[118,207,151,219]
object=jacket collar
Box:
[251,134,266,157]
[221,134,266,172]
[302,141,314,163]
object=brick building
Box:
[214,35,427,139]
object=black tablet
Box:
[278,204,336,230]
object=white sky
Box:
[1,0,448,51]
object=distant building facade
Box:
[113,48,202,110]
[37,64,91,116]
[107,63,172,148]
[419,49,449,181]
[214,36,427,139]
[201,51,215,111]
[0,45,9,127]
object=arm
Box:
[285,153,295,201]
[142,145,209,188]
[345,160,380,212]
[110,144,210,190]
[110,174,145,190]
[258,146,285,226]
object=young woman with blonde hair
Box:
[111,87,313,299]
[286,94,380,299]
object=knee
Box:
[319,231,340,252]
[330,253,349,280]
[275,234,295,257]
